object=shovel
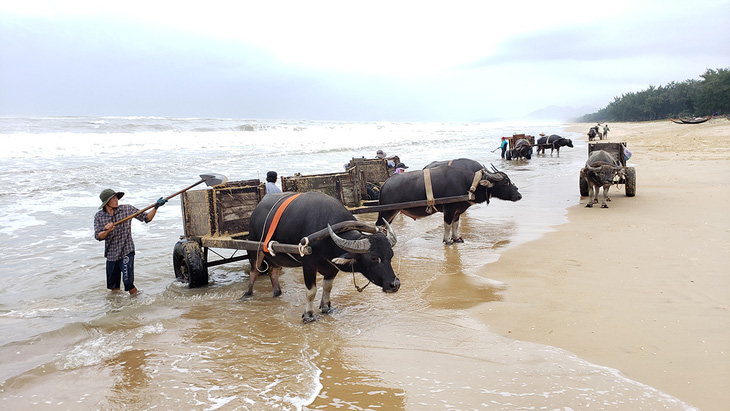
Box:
[112,173,228,227]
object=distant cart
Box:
[173,179,312,288]
[505,133,535,160]
[579,142,636,197]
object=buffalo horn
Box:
[485,164,505,182]
[328,224,370,254]
[380,218,397,247]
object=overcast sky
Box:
[1,0,729,122]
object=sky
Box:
[1,0,729,122]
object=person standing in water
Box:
[94,189,165,296]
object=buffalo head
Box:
[480,165,522,202]
[328,219,400,292]
[582,163,622,186]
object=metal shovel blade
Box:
[200,173,228,186]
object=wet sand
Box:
[311,119,730,410]
[477,120,730,410]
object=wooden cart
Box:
[281,169,363,207]
[280,155,402,207]
[173,179,312,288]
[579,142,636,197]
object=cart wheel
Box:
[624,167,636,197]
[505,151,512,161]
[579,175,589,197]
[173,239,209,288]
[366,183,379,200]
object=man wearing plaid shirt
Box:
[94,189,166,295]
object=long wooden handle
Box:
[112,178,206,227]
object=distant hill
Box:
[524,105,598,122]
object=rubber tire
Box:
[366,184,379,200]
[579,176,589,197]
[173,240,209,288]
[624,167,636,197]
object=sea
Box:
[0,116,693,410]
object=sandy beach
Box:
[476,120,730,409]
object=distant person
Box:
[265,171,281,194]
[497,137,508,159]
[376,149,396,168]
[603,124,610,139]
[394,162,409,174]
[94,189,166,296]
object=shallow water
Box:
[0,117,692,409]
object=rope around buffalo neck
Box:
[352,268,370,292]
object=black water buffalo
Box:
[423,157,484,173]
[587,126,603,141]
[580,150,624,208]
[377,164,522,244]
[536,134,574,155]
[247,191,399,322]
[510,138,533,160]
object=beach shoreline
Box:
[474,120,730,410]
[311,120,730,410]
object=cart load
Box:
[346,155,401,200]
[281,168,362,207]
[346,155,400,183]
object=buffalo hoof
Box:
[239,291,253,300]
[302,313,316,323]
[453,237,464,243]
[601,204,609,208]
[585,203,593,208]
[273,289,282,297]
[443,239,454,245]
[320,306,336,315]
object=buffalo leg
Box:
[601,185,611,208]
[242,270,258,298]
[586,183,595,207]
[242,251,264,298]
[302,263,319,322]
[320,277,334,313]
[303,285,317,323]
[442,221,454,244]
[269,266,282,297]
[451,218,464,243]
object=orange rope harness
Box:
[262,193,302,253]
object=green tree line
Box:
[577,68,730,122]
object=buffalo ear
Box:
[479,179,495,187]
[332,254,356,266]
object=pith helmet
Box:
[99,188,124,209]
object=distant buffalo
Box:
[580,150,624,208]
[536,134,573,155]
